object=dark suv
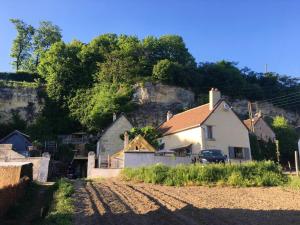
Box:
[199,149,227,163]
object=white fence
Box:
[124,152,191,168]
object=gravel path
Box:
[73,179,300,225]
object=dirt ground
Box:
[73,179,300,225]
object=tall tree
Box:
[10,19,34,71]
[33,21,62,69]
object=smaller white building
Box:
[96,114,133,166]
[158,88,252,161]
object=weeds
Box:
[122,161,288,187]
[40,178,74,225]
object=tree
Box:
[38,40,89,102]
[272,116,298,164]
[10,19,34,71]
[152,59,181,83]
[121,126,161,148]
[32,21,62,70]
[68,83,134,131]
[97,51,139,83]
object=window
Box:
[233,147,243,159]
[206,126,213,140]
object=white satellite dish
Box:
[223,103,230,111]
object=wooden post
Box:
[295,151,299,177]
[275,140,280,164]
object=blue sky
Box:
[1,0,300,76]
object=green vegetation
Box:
[120,126,162,148]
[250,134,277,161]
[287,176,300,189]
[122,161,288,187]
[10,19,61,72]
[5,20,300,163]
[272,116,299,164]
[41,179,74,225]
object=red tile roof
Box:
[158,103,216,135]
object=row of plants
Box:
[122,161,288,187]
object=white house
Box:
[96,113,133,166]
[158,88,252,161]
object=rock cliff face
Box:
[0,87,43,123]
[228,98,300,126]
[1,83,299,128]
[129,82,300,128]
[129,82,195,127]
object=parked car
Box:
[198,149,227,164]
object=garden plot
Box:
[73,179,300,225]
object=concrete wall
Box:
[97,115,133,157]
[87,152,121,178]
[124,152,191,167]
[203,101,251,158]
[0,153,50,182]
[254,118,276,142]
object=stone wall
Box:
[0,87,43,123]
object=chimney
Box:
[113,113,117,122]
[124,131,129,149]
[209,88,221,111]
[167,111,173,121]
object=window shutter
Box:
[243,148,250,160]
[228,147,235,159]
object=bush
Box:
[122,161,288,187]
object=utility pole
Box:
[248,102,255,132]
[265,64,268,73]
[275,140,280,164]
[295,151,299,177]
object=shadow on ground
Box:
[74,181,300,225]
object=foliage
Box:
[0,112,27,139]
[272,116,298,164]
[0,72,38,82]
[10,19,62,72]
[32,21,62,71]
[286,176,300,189]
[249,134,277,161]
[68,83,134,131]
[121,126,162,148]
[122,161,288,187]
[10,19,35,71]
[7,29,299,138]
[41,179,74,225]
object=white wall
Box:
[203,101,251,158]
[97,115,133,157]
[159,127,203,153]
[124,152,191,167]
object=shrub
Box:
[121,161,288,187]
